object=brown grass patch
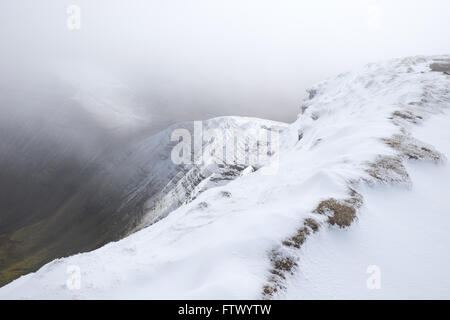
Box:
[282,227,310,249]
[382,135,443,163]
[269,251,298,273]
[262,189,363,298]
[366,155,409,184]
[366,134,444,184]
[304,218,320,232]
[314,199,356,228]
[262,250,298,297]
[390,111,423,124]
[314,189,362,229]
[261,216,324,298]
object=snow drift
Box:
[1,55,449,299]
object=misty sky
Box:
[1,0,450,123]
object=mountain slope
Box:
[0,112,284,287]
[1,55,449,299]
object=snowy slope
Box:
[1,55,449,299]
[279,112,450,299]
[0,115,285,287]
[105,116,287,233]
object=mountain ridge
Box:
[1,55,449,299]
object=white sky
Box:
[1,0,450,122]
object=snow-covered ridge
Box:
[1,56,449,299]
[126,116,287,231]
[263,55,450,297]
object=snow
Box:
[279,112,450,299]
[130,116,287,230]
[0,55,449,299]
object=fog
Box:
[2,0,450,125]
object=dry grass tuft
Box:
[262,250,298,298]
[382,134,443,163]
[269,251,298,273]
[261,189,362,298]
[366,155,409,184]
[314,188,363,228]
[366,134,445,185]
[314,199,355,228]
[304,218,320,232]
[282,227,310,249]
[390,111,422,124]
